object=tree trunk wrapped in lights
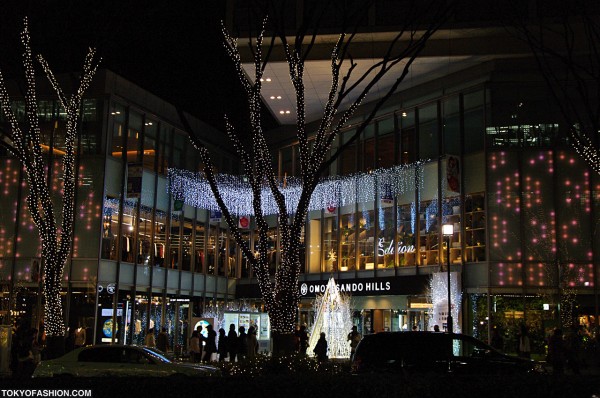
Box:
[0,18,100,344]
[186,1,453,342]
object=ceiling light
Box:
[276,96,282,99]
[260,78,264,82]
[270,96,275,99]
[402,112,407,117]
[285,110,291,114]
[266,78,271,82]
[279,110,285,114]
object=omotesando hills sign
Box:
[298,275,428,297]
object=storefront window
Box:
[418,199,439,266]
[397,203,416,266]
[217,230,228,277]
[240,231,251,278]
[267,227,278,275]
[340,210,356,271]
[194,222,206,273]
[377,201,395,268]
[120,201,138,263]
[357,206,375,270]
[154,211,167,267]
[169,210,181,269]
[322,211,338,272]
[207,223,217,275]
[68,284,96,345]
[181,217,193,271]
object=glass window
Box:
[81,99,102,154]
[182,217,193,271]
[339,129,357,175]
[397,203,417,266]
[443,97,460,155]
[418,199,439,266]
[194,222,205,273]
[464,91,485,153]
[419,103,439,161]
[360,125,376,172]
[281,146,293,177]
[158,125,172,175]
[400,110,415,165]
[377,116,395,169]
[340,210,356,271]
[154,211,167,268]
[127,111,143,163]
[169,210,181,270]
[357,206,375,270]
[143,119,158,171]
[377,201,395,268]
[120,201,137,263]
[322,211,338,272]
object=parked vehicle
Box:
[33,345,221,378]
[351,332,544,374]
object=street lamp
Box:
[442,223,454,334]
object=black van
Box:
[351,332,543,375]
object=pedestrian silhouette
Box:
[313,332,328,362]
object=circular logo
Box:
[97,285,103,293]
[239,216,249,229]
[326,205,336,213]
[107,283,116,294]
[300,283,308,296]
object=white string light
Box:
[168,162,424,216]
[0,18,99,337]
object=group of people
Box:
[490,324,587,375]
[188,323,259,362]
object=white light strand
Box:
[168,162,424,216]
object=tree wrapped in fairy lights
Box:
[0,19,100,342]
[504,0,600,175]
[186,1,453,341]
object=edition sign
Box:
[377,238,415,256]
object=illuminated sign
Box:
[377,238,415,256]
[297,275,427,297]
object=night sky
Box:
[0,1,277,132]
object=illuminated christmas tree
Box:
[308,277,353,359]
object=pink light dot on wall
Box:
[529,159,535,165]
[569,158,575,164]
[572,238,578,244]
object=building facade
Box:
[0,70,254,351]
